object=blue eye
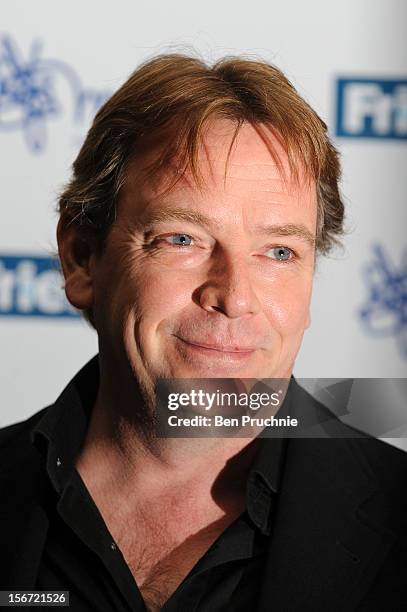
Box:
[168,233,193,247]
[267,246,292,261]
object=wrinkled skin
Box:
[59,119,317,427]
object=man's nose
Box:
[197,250,262,319]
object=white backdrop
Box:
[1,0,406,429]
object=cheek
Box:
[120,266,194,353]
[133,272,194,365]
[137,271,192,316]
[262,274,312,333]
[99,243,189,313]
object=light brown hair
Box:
[57,53,345,325]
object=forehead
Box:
[123,119,316,215]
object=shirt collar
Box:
[246,436,287,535]
[30,355,100,494]
[30,355,289,534]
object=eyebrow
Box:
[139,208,221,232]
[252,222,316,247]
[139,208,315,247]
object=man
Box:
[1,54,406,611]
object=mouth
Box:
[174,336,257,362]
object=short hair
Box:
[57,53,344,327]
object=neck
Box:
[75,357,292,513]
[76,388,262,506]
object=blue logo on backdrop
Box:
[359,244,407,358]
[0,254,79,318]
[336,78,407,139]
[0,34,112,153]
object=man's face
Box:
[87,120,317,394]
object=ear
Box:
[57,216,96,311]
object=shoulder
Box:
[0,355,99,468]
[0,408,50,489]
[0,407,49,450]
[289,377,407,485]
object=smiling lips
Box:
[175,336,256,354]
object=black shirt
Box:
[30,356,287,611]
